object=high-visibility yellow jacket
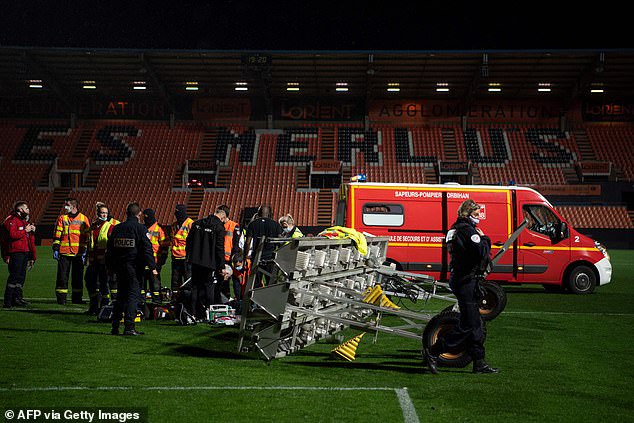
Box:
[53,213,91,256]
[171,218,193,259]
[88,217,119,264]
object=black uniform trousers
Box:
[4,252,28,307]
[143,265,162,301]
[85,263,111,311]
[112,262,143,329]
[432,273,485,361]
[171,258,191,292]
[55,254,84,304]
[190,264,217,319]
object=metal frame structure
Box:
[237,235,455,362]
[237,220,527,362]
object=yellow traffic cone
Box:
[332,333,365,361]
[362,285,382,304]
[362,285,400,310]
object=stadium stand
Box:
[556,206,634,229]
[585,125,634,181]
[1,120,633,237]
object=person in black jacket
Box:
[424,199,499,374]
[186,210,225,320]
[106,203,156,336]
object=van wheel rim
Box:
[575,273,590,290]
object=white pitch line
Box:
[0,385,420,422]
[395,388,421,423]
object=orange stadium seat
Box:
[2,120,633,234]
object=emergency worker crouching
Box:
[106,203,156,336]
[424,199,499,374]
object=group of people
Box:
[2,198,304,336]
[3,197,497,373]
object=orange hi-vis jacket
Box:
[148,222,167,260]
[223,219,238,262]
[53,213,91,256]
[171,217,193,259]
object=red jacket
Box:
[2,212,37,261]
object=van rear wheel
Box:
[566,265,597,294]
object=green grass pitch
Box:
[1,248,633,422]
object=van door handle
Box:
[494,242,504,247]
[523,242,536,247]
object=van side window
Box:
[523,205,565,239]
[362,203,404,227]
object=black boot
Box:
[423,348,440,374]
[13,299,30,307]
[14,285,29,306]
[473,359,499,374]
[4,285,16,308]
[86,296,100,315]
[123,324,144,336]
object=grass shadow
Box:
[162,342,255,360]
[0,326,106,336]
[282,360,427,374]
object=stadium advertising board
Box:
[369,100,561,122]
[0,97,168,119]
[191,98,251,120]
[582,100,634,122]
[274,97,365,120]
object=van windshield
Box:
[523,205,565,239]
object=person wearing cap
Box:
[424,199,499,374]
[169,204,193,293]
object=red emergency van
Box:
[337,182,612,294]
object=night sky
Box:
[1,1,630,51]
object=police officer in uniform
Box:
[424,199,499,374]
[107,203,157,336]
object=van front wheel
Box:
[566,265,597,294]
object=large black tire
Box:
[566,265,597,294]
[422,310,486,368]
[478,281,507,321]
[441,281,507,321]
